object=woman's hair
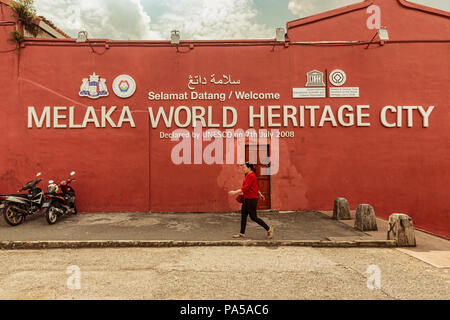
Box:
[245,162,257,173]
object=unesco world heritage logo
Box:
[112,74,136,98]
[329,69,347,87]
[79,72,109,99]
[305,70,325,87]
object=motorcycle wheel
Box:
[45,207,58,225]
[3,205,24,226]
[72,204,78,215]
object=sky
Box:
[33,0,450,40]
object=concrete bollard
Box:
[354,204,378,231]
[387,213,416,247]
[333,197,351,220]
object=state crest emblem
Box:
[79,72,109,99]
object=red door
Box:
[245,144,271,210]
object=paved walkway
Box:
[0,211,369,241]
[322,210,450,269]
[1,210,449,268]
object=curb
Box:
[0,239,397,250]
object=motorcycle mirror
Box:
[48,180,54,184]
[70,171,76,176]
[36,172,42,177]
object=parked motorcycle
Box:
[0,172,44,226]
[43,171,77,225]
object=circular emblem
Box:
[112,75,136,98]
[329,69,347,87]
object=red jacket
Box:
[242,171,258,199]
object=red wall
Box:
[1,0,449,238]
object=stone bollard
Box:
[333,198,351,220]
[387,213,416,247]
[354,204,378,231]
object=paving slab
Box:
[322,210,450,268]
[1,210,448,262]
[0,211,369,242]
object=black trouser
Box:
[240,198,270,234]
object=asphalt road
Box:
[0,247,448,300]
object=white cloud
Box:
[409,0,450,11]
[31,0,450,40]
[288,0,316,17]
[287,0,450,19]
[34,0,160,40]
[150,0,273,40]
[34,0,273,41]
[288,0,359,18]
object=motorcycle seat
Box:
[0,194,28,198]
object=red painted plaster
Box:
[0,0,449,238]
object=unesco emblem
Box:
[112,74,136,98]
[305,70,325,87]
[329,69,347,87]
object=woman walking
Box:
[229,162,274,239]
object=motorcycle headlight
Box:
[48,185,57,193]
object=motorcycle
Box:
[43,171,77,225]
[0,172,44,226]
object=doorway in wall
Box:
[245,144,271,210]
